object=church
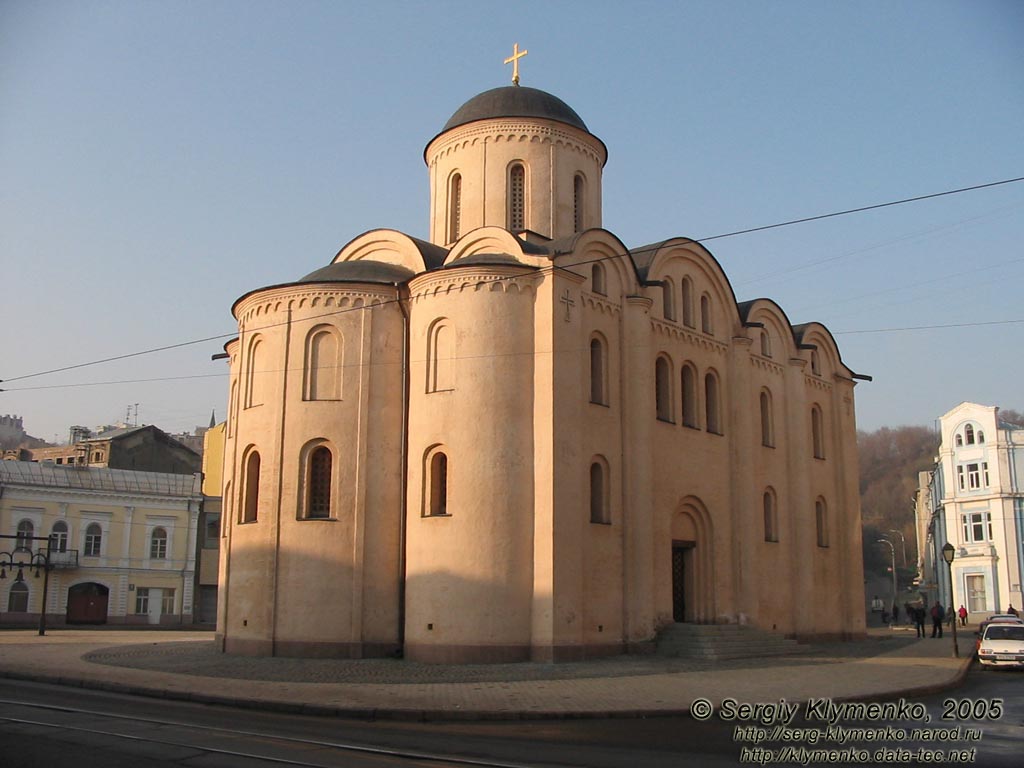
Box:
[216,53,869,662]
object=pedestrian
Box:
[904,602,913,624]
[892,603,900,624]
[930,601,945,638]
[913,604,926,638]
[958,605,968,626]
[946,605,955,629]
[1008,605,1020,618]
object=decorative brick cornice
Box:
[581,293,622,316]
[751,356,785,376]
[235,284,397,326]
[408,267,537,304]
[651,319,728,354]
[428,122,605,166]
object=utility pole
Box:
[889,529,907,567]
[877,539,897,622]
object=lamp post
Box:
[0,534,53,637]
[889,529,908,567]
[877,539,897,622]
[941,542,959,658]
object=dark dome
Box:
[442,86,589,133]
[300,260,414,285]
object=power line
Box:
[3,174,1023,387]
[834,319,1024,335]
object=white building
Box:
[916,403,1024,620]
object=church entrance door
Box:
[672,542,694,623]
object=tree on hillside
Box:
[999,408,1024,428]
[858,426,938,576]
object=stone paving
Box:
[0,626,975,720]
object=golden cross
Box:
[504,43,528,86]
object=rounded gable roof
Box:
[441,86,589,133]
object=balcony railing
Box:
[44,548,80,569]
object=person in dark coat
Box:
[930,601,945,638]
[913,604,926,638]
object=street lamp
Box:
[889,529,907,567]
[877,539,897,623]
[941,542,959,658]
[0,534,53,636]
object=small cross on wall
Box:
[559,289,575,322]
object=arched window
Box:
[590,459,610,524]
[448,172,462,242]
[426,449,449,517]
[244,336,265,408]
[7,582,28,613]
[591,263,606,296]
[573,174,585,233]
[662,278,676,321]
[760,331,772,358]
[242,450,261,523]
[810,350,821,376]
[705,372,721,434]
[306,445,333,519]
[304,326,342,401]
[15,520,33,551]
[84,523,102,557]
[655,356,673,422]
[965,424,975,445]
[508,163,525,230]
[760,390,774,447]
[51,521,68,553]
[681,363,698,428]
[955,434,963,447]
[816,498,829,548]
[590,336,607,405]
[228,379,238,437]
[427,319,454,392]
[150,527,168,559]
[763,490,778,542]
[681,277,694,328]
[812,405,825,459]
[978,430,985,444]
[700,294,713,335]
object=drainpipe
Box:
[397,285,411,655]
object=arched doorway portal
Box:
[67,582,109,624]
[670,498,714,623]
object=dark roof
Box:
[300,260,415,284]
[442,86,590,133]
[443,252,539,269]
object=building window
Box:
[149,527,168,559]
[681,277,694,328]
[760,390,774,447]
[811,350,821,376]
[244,336,265,408]
[590,336,607,405]
[427,319,454,393]
[978,430,985,444]
[955,434,963,447]
[961,511,992,543]
[203,514,220,549]
[242,450,261,523]
[574,174,585,233]
[815,498,829,547]
[700,294,713,335]
[306,445,333,519]
[7,582,29,612]
[15,520,33,551]
[760,331,772,358]
[763,490,778,542]
[84,523,102,557]
[705,372,721,434]
[590,459,610,524]
[966,574,987,613]
[508,163,525,230]
[681,363,698,428]
[964,424,975,445]
[655,356,673,422]
[426,449,448,516]
[591,263,606,295]
[812,405,825,459]
[662,278,675,321]
[50,521,68,553]
[162,589,175,615]
[958,462,988,491]
[303,326,342,401]
[448,172,462,242]
[135,587,150,615]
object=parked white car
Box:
[977,622,1024,668]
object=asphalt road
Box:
[0,665,1020,767]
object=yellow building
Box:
[0,461,202,625]
[218,78,869,662]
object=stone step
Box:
[655,623,809,660]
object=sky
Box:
[2,0,1023,444]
